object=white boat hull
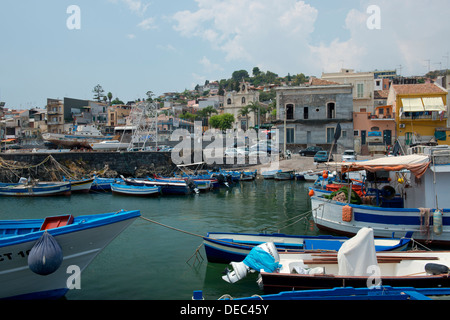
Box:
[0,214,138,299]
[311,196,450,245]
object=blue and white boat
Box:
[274,170,295,180]
[91,176,123,191]
[111,183,161,196]
[206,286,450,300]
[310,153,450,246]
[121,176,194,195]
[0,181,71,197]
[261,169,281,179]
[0,209,140,299]
[203,231,412,263]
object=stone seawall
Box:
[0,151,176,181]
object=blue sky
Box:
[0,0,449,109]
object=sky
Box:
[0,0,449,109]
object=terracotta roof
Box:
[310,77,340,86]
[374,90,389,99]
[392,83,446,95]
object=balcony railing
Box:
[399,112,447,121]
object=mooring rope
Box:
[139,216,204,238]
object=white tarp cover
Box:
[333,154,431,178]
[337,228,378,277]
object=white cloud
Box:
[127,34,137,39]
[172,0,450,77]
[199,56,224,73]
[172,0,319,75]
[138,17,157,30]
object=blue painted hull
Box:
[0,182,71,197]
[204,232,411,263]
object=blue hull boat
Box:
[0,209,140,299]
[203,232,412,263]
[193,286,450,300]
[0,182,71,197]
[111,183,161,196]
[121,176,193,195]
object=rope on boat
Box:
[139,216,204,238]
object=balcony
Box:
[399,112,447,121]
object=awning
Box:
[401,98,424,112]
[334,154,431,178]
[422,97,446,112]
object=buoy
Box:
[398,177,404,184]
[308,189,315,197]
[322,173,328,179]
[433,209,443,236]
[425,263,449,275]
[28,231,63,276]
[342,205,352,222]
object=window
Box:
[357,83,364,98]
[227,98,231,105]
[286,104,294,120]
[286,128,295,144]
[304,107,309,119]
[241,97,246,104]
[354,130,359,136]
[327,102,335,119]
[326,127,335,143]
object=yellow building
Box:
[387,83,448,147]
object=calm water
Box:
[5,179,318,300]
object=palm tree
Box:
[238,105,250,131]
[199,105,218,128]
[247,101,261,129]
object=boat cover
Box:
[335,155,430,178]
[337,228,378,277]
[243,246,281,273]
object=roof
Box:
[334,154,430,178]
[392,83,447,96]
[374,90,389,99]
[310,78,340,86]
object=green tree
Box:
[232,70,249,82]
[107,92,113,104]
[92,84,104,102]
[247,101,262,128]
[146,91,154,102]
[209,114,235,131]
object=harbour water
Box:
[5,179,317,300]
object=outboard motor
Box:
[186,178,199,194]
[222,242,280,284]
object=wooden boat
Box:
[90,140,129,151]
[252,228,450,294]
[310,154,450,246]
[204,231,412,263]
[0,209,140,299]
[240,170,257,181]
[90,176,123,191]
[64,178,94,193]
[154,177,211,192]
[42,124,115,149]
[208,286,450,301]
[274,170,295,180]
[111,183,161,197]
[0,181,71,197]
[121,176,193,195]
[261,170,281,179]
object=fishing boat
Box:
[0,209,140,299]
[274,170,295,180]
[240,170,257,181]
[121,176,194,195]
[42,124,115,149]
[0,181,71,197]
[257,228,450,293]
[205,286,450,301]
[154,177,210,192]
[64,178,94,193]
[223,228,450,294]
[90,176,122,191]
[111,183,161,197]
[203,231,412,263]
[310,153,450,246]
[261,170,281,179]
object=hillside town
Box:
[1,67,449,157]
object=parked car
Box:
[299,146,323,157]
[314,151,333,163]
[342,150,357,161]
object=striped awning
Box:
[422,97,446,112]
[401,98,424,112]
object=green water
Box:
[5,179,317,300]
